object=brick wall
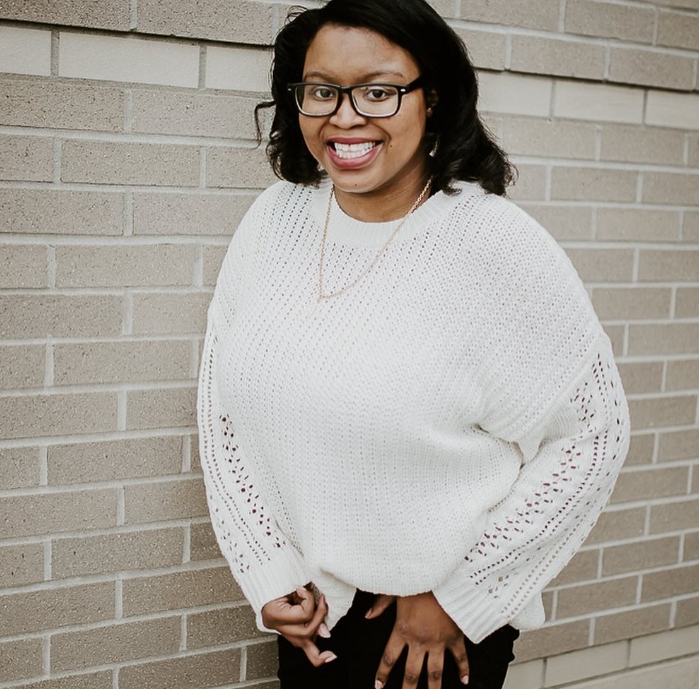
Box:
[0,1,697,687]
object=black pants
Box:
[277,590,519,689]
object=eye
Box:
[309,85,337,101]
[361,86,395,102]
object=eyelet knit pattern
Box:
[197,177,630,642]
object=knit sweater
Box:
[197,176,630,644]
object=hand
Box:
[368,591,470,689]
[261,585,336,667]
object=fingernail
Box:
[375,681,384,689]
[324,653,338,663]
[461,675,469,685]
[365,608,373,618]
[318,623,331,638]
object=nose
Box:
[329,92,367,127]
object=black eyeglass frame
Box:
[287,76,425,118]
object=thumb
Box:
[365,594,396,619]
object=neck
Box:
[333,159,432,222]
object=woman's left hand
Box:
[367,591,470,689]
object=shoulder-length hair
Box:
[255,0,515,196]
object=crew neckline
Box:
[309,176,484,248]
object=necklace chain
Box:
[318,177,433,301]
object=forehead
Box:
[303,24,419,81]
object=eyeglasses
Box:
[287,76,425,118]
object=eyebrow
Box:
[302,70,408,82]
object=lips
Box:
[326,139,382,169]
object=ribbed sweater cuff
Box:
[432,567,509,644]
[236,547,312,634]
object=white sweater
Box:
[197,177,630,643]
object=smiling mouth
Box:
[329,141,380,160]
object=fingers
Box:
[365,594,397,619]
[401,646,426,689]
[302,639,337,667]
[374,630,405,689]
[426,650,445,689]
[449,637,470,685]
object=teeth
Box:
[332,142,378,159]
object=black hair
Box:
[254,0,515,196]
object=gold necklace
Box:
[318,177,433,301]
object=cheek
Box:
[298,118,324,156]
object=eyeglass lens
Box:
[295,84,401,116]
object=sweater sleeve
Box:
[197,202,311,633]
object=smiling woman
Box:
[197,1,630,688]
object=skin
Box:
[261,23,470,689]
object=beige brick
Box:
[594,604,671,645]
[190,435,202,474]
[500,118,596,160]
[625,433,655,466]
[0,189,124,235]
[597,208,681,242]
[0,392,118,441]
[557,577,638,618]
[122,566,242,616]
[0,135,53,182]
[190,522,221,561]
[508,164,547,201]
[0,582,114,636]
[48,436,183,485]
[611,467,688,505]
[132,90,257,139]
[603,325,625,356]
[603,536,680,576]
[138,0,273,43]
[545,641,627,687]
[0,26,51,77]
[609,48,695,91]
[0,294,122,339]
[585,507,646,545]
[629,324,699,356]
[658,428,699,462]
[205,45,272,92]
[0,446,41,489]
[52,528,184,578]
[651,0,699,8]
[502,659,544,689]
[454,29,507,70]
[62,140,199,187]
[56,245,196,288]
[552,167,638,203]
[520,205,593,241]
[666,359,699,390]
[628,395,697,430]
[513,620,589,662]
[206,147,277,189]
[461,0,560,30]
[689,134,699,169]
[0,78,124,132]
[0,489,118,539]
[676,596,699,627]
[126,387,196,430]
[643,562,699,602]
[54,340,191,386]
[685,212,699,241]
[565,1,655,43]
[600,125,685,166]
[12,674,113,689]
[676,285,699,315]
[685,531,699,560]
[638,250,699,282]
[132,292,210,335]
[0,638,43,683]
[119,647,241,689]
[124,478,207,524]
[511,35,606,80]
[0,0,130,30]
[187,605,265,649]
[203,245,227,285]
[246,639,277,680]
[650,498,699,533]
[0,245,48,288]
[550,549,599,586]
[478,72,553,117]
[646,91,699,131]
[133,192,254,235]
[628,625,699,666]
[564,248,634,283]
[0,344,45,390]
[657,11,699,51]
[555,81,644,124]
[592,288,670,321]
[59,32,198,87]
[616,361,664,394]
[0,543,44,587]
[52,617,180,671]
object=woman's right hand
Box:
[261,585,337,667]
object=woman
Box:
[197,0,630,687]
